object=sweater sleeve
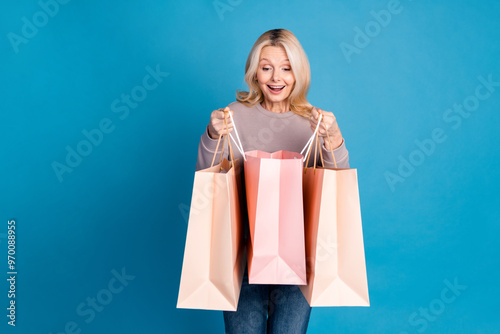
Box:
[320,138,350,169]
[195,127,226,171]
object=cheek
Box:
[285,73,295,85]
[257,70,270,84]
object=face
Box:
[256,46,295,106]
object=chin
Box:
[265,91,291,102]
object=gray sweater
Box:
[196,101,350,171]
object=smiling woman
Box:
[255,46,295,113]
[194,29,350,333]
[236,29,312,116]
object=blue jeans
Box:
[223,268,311,334]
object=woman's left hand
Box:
[310,107,343,150]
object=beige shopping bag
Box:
[299,122,369,306]
[177,114,245,310]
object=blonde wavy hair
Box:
[236,29,313,117]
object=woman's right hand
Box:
[208,107,234,139]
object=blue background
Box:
[1,0,499,333]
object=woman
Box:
[195,29,349,333]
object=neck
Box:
[262,100,290,113]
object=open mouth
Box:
[267,85,285,93]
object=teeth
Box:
[269,85,285,89]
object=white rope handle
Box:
[300,113,323,160]
[300,135,314,156]
[228,111,246,161]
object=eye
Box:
[262,66,272,71]
[282,67,291,72]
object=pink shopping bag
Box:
[244,150,307,285]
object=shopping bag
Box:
[177,115,245,311]
[244,150,307,285]
[299,123,369,306]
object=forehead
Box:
[259,46,289,61]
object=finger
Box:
[321,121,328,132]
[316,124,326,136]
[310,118,318,131]
[217,116,233,128]
[213,110,224,120]
[327,113,336,124]
[214,128,233,137]
[217,107,232,116]
[310,107,319,119]
[310,109,319,122]
[321,113,333,128]
[221,119,233,128]
[323,112,336,126]
[218,110,228,119]
[221,114,233,125]
[320,110,333,126]
[222,107,236,118]
[214,120,233,131]
[220,127,234,136]
[222,107,229,118]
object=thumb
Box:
[223,107,235,119]
[310,106,319,119]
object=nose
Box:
[272,70,280,82]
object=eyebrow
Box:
[260,58,290,62]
